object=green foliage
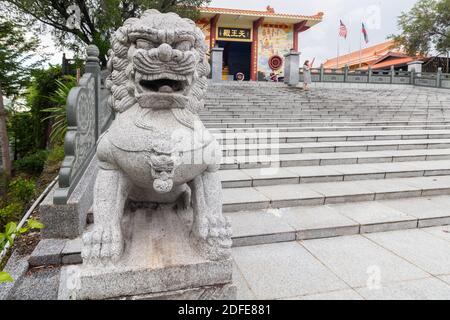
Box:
[0,271,13,283]
[13,149,49,175]
[0,218,44,283]
[42,77,77,144]
[0,0,211,65]
[0,203,23,224]
[27,65,65,149]
[0,18,42,96]
[46,145,65,165]
[7,111,35,159]
[7,176,36,204]
[391,0,450,56]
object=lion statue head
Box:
[105,9,210,128]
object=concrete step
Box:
[220,160,450,188]
[226,195,450,247]
[222,175,450,212]
[220,148,450,170]
[205,120,450,129]
[220,139,450,157]
[215,130,450,145]
[203,117,450,124]
[210,125,450,133]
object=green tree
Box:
[0,0,211,66]
[0,19,41,177]
[392,0,450,57]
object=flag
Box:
[362,22,369,44]
[339,20,348,39]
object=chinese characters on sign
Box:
[218,27,251,40]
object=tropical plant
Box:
[42,77,77,144]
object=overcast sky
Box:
[209,0,418,65]
[42,0,419,65]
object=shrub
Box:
[0,203,23,225]
[46,145,65,166]
[13,150,49,175]
[7,177,36,204]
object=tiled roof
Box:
[199,6,324,21]
[359,57,416,70]
[323,40,400,69]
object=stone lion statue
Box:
[82,10,231,265]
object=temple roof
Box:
[324,40,400,69]
[198,6,324,26]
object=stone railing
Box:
[299,65,450,89]
[53,45,113,205]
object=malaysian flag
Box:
[362,22,369,43]
[339,20,348,38]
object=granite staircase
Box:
[201,82,450,247]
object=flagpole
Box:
[359,21,362,69]
[337,20,340,69]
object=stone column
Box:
[85,45,101,140]
[437,67,442,88]
[211,46,224,83]
[284,50,301,86]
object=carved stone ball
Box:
[87,45,100,57]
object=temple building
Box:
[323,40,424,71]
[196,6,324,81]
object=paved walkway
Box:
[233,225,450,300]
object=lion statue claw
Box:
[81,10,231,265]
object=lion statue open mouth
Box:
[81,10,231,265]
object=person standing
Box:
[303,58,315,91]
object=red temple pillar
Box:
[210,14,220,49]
[251,18,264,81]
[293,20,309,51]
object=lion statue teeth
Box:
[82,10,231,265]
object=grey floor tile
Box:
[232,242,349,299]
[365,229,450,275]
[289,289,363,300]
[356,277,450,300]
[301,235,428,288]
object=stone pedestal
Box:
[76,207,236,300]
[211,47,224,83]
[284,51,301,86]
[407,61,424,74]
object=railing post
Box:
[390,65,395,84]
[85,45,101,141]
[437,67,442,88]
[320,64,324,82]
[410,68,415,86]
[344,65,349,82]
[211,46,224,83]
[283,50,301,87]
[368,66,372,83]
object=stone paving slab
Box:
[356,277,450,300]
[279,206,359,240]
[222,187,270,212]
[380,197,450,228]
[28,239,67,267]
[232,242,349,299]
[300,235,429,288]
[421,225,450,242]
[226,210,295,247]
[330,202,417,234]
[365,229,450,275]
[289,289,363,300]
[255,184,324,208]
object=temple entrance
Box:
[217,40,251,81]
